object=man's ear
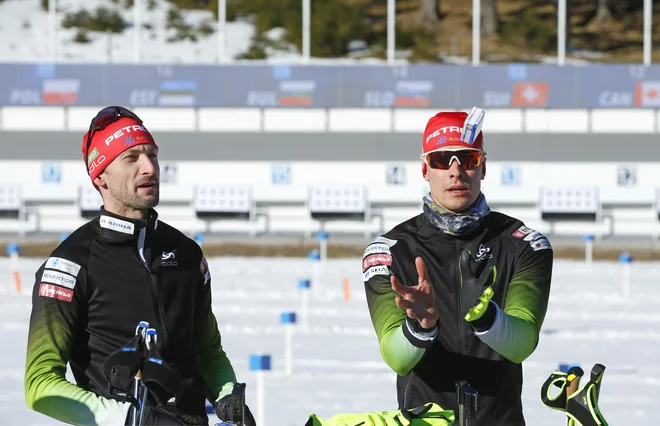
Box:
[481,162,487,180]
[93,173,108,191]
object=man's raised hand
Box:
[391,257,439,329]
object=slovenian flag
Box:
[394,80,432,107]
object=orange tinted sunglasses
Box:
[421,150,485,170]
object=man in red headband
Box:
[25,107,255,425]
[362,108,553,425]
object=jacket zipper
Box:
[137,232,170,351]
[456,240,467,355]
[145,264,170,351]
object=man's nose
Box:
[447,158,463,177]
[139,154,157,175]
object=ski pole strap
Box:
[399,402,433,422]
[566,364,609,426]
[540,366,583,411]
[304,402,455,426]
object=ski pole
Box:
[133,321,149,426]
[139,328,157,426]
[455,380,468,426]
[464,385,478,426]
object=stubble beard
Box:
[108,182,160,212]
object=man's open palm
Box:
[391,257,439,329]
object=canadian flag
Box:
[634,81,660,107]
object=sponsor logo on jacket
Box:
[512,225,551,251]
[474,244,492,262]
[200,256,210,284]
[363,265,390,282]
[45,257,81,276]
[38,283,73,302]
[41,270,76,289]
[362,254,393,272]
[99,215,135,235]
[161,251,177,267]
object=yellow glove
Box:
[464,286,495,322]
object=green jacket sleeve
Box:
[363,240,432,376]
[194,255,237,401]
[475,235,553,363]
[25,260,128,425]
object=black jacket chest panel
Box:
[389,214,518,358]
[85,237,200,359]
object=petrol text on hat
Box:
[104,125,150,146]
[425,126,464,143]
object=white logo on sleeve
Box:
[363,265,390,282]
[41,270,77,289]
[45,257,81,276]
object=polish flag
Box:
[42,79,80,105]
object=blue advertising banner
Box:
[337,65,456,108]
[216,65,340,107]
[458,64,578,108]
[3,63,660,108]
[576,65,660,108]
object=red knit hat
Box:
[422,110,484,154]
[421,108,486,176]
[82,117,157,181]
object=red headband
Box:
[82,117,157,181]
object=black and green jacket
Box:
[363,211,553,426]
[24,207,236,425]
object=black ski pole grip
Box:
[465,385,478,420]
[232,383,246,426]
[455,380,469,426]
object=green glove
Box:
[458,248,497,323]
[464,285,495,322]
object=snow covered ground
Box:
[1,255,657,425]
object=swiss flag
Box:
[634,81,660,107]
[512,82,549,107]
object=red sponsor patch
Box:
[362,254,392,272]
[512,226,532,239]
[200,257,208,275]
[38,283,73,302]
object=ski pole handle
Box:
[465,385,478,426]
[455,380,469,426]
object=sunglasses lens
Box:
[90,107,117,130]
[91,107,142,131]
[426,151,483,170]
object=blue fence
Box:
[3,63,660,108]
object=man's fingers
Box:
[395,296,414,310]
[415,257,428,285]
[391,275,412,297]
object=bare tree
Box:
[419,0,441,29]
[483,0,499,36]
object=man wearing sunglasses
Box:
[25,106,256,425]
[363,108,553,426]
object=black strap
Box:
[102,334,144,403]
[141,344,183,406]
